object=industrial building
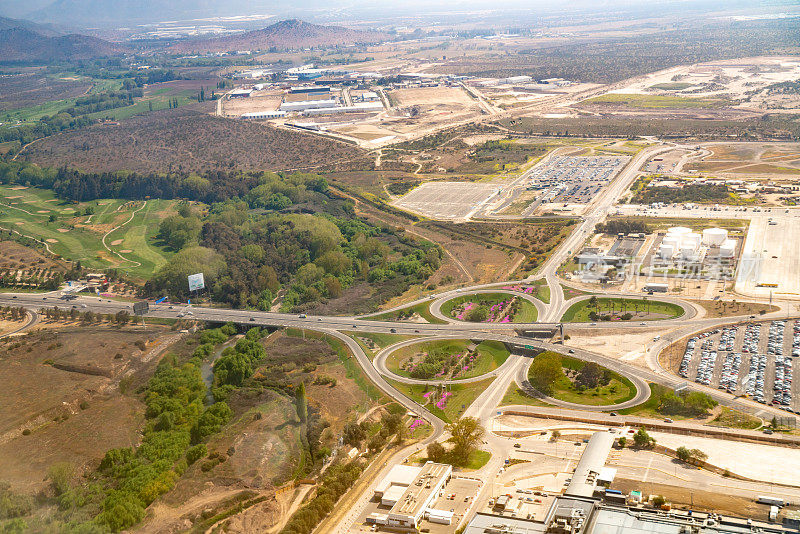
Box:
[368,462,454,529]
[300,102,384,116]
[465,432,797,534]
[279,98,338,112]
[240,110,287,120]
[229,88,253,98]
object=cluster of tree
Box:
[87,325,242,531]
[528,352,564,396]
[279,460,364,534]
[41,306,131,325]
[675,446,708,465]
[0,482,33,521]
[0,113,94,146]
[213,329,267,388]
[0,306,28,321]
[595,219,650,235]
[343,411,406,451]
[62,89,143,117]
[426,417,485,467]
[657,389,718,417]
[574,362,613,390]
[0,270,62,291]
[632,183,730,205]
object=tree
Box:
[528,352,564,396]
[617,436,627,448]
[575,362,602,388]
[427,442,446,463]
[676,446,691,462]
[652,495,666,508]
[633,427,655,448]
[550,429,561,441]
[445,417,485,465]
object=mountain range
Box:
[0,27,125,63]
[168,19,389,53]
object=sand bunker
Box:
[36,210,49,213]
[57,228,69,233]
[119,249,133,253]
[45,239,58,243]
[110,239,123,246]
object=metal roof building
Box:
[564,431,615,498]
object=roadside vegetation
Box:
[620,383,718,419]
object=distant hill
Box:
[23,0,324,28]
[0,15,64,35]
[0,28,126,63]
[170,19,389,53]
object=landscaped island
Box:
[388,339,510,380]
[441,292,537,323]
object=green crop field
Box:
[0,184,176,278]
[561,297,684,322]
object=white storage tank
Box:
[680,244,697,260]
[702,227,728,246]
[658,244,674,259]
[667,226,692,236]
[720,239,736,258]
[662,235,681,249]
[684,232,701,248]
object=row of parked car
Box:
[792,320,800,358]
[695,339,717,386]
[769,320,793,408]
[718,326,737,352]
[742,323,761,354]
[719,352,742,394]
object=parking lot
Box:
[527,156,628,204]
[677,320,798,412]
[392,181,502,220]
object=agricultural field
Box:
[560,297,684,322]
[0,184,176,278]
[387,339,510,380]
[440,292,537,323]
[21,107,364,174]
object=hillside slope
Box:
[0,28,125,62]
[170,19,388,53]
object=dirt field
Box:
[22,107,364,173]
[221,89,284,116]
[680,142,800,178]
[0,239,65,272]
[0,327,177,493]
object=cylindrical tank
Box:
[702,227,728,246]
[684,232,701,248]
[680,244,697,260]
[662,236,680,249]
[658,244,674,258]
[720,239,736,258]
[668,226,692,236]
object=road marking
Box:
[642,455,654,483]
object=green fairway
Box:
[561,297,684,322]
[440,292,537,323]
[529,352,636,406]
[387,339,510,380]
[0,184,176,278]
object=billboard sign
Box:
[188,273,205,292]
[133,301,150,316]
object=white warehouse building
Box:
[240,110,287,119]
[279,98,337,112]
